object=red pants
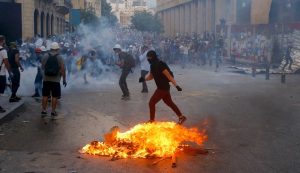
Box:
[149,89,182,121]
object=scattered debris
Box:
[151,157,167,165]
[171,154,177,168]
[76,156,84,159]
[30,157,37,162]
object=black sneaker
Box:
[178,115,187,125]
[0,106,6,113]
[51,111,58,119]
[147,119,154,123]
[41,111,47,118]
[15,96,21,101]
[121,96,130,101]
[9,97,19,103]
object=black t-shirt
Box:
[150,60,170,91]
[8,48,19,69]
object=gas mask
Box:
[148,58,157,64]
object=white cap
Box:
[113,44,122,50]
[40,46,47,52]
[51,42,60,50]
[64,43,70,48]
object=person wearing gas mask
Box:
[139,50,187,124]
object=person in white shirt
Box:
[139,45,151,93]
[0,35,12,113]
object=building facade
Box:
[156,0,300,37]
[72,0,101,17]
[156,0,217,36]
[0,0,72,40]
[108,0,149,27]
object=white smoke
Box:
[16,18,124,97]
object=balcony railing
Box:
[54,0,72,15]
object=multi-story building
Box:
[156,0,300,37]
[72,0,101,17]
[0,0,72,41]
[108,0,149,27]
[69,0,101,29]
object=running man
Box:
[139,50,187,124]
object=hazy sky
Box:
[147,0,156,8]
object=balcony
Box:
[54,0,72,15]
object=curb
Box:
[0,100,25,121]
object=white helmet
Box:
[64,43,70,48]
[40,46,47,52]
[113,44,122,50]
[51,42,60,50]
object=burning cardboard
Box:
[80,122,207,160]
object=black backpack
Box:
[122,52,135,69]
[44,53,60,76]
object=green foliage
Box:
[80,9,99,25]
[131,11,164,33]
[101,0,118,26]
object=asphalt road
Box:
[0,65,300,173]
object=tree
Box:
[131,11,164,33]
[101,0,118,26]
[80,9,99,25]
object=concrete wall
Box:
[157,0,238,37]
[12,0,70,39]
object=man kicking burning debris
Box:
[139,50,187,124]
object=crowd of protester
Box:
[0,27,295,99]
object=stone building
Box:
[108,0,148,27]
[72,0,101,17]
[156,0,300,37]
[0,0,72,40]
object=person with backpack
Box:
[139,50,187,124]
[0,35,13,113]
[8,42,24,102]
[41,42,67,118]
[113,44,135,100]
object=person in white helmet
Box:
[113,44,135,100]
[41,42,67,119]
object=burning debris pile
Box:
[80,122,207,159]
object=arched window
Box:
[41,12,45,37]
[46,13,50,37]
[51,14,54,35]
[34,9,39,36]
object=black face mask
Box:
[148,58,157,64]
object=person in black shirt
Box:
[139,50,187,124]
[8,42,24,102]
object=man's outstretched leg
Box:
[149,89,163,122]
[41,96,48,118]
[162,91,186,124]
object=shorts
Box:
[0,75,6,94]
[42,81,61,97]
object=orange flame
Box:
[80,122,207,158]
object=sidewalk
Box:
[0,95,24,120]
